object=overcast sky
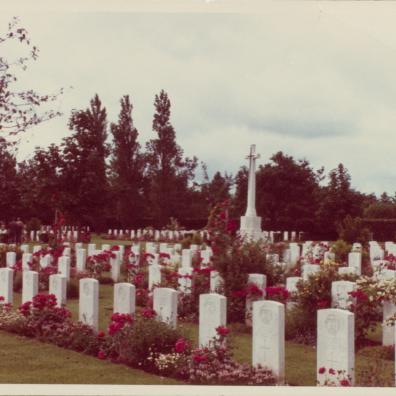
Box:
[2,2,396,195]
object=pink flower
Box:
[141,307,156,319]
[216,326,230,336]
[318,367,326,374]
[97,351,106,360]
[340,379,350,387]
[175,338,187,353]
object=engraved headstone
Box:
[252,300,285,382]
[331,281,356,310]
[178,267,193,293]
[0,268,13,304]
[181,249,192,269]
[210,270,224,293]
[148,264,162,290]
[76,248,87,272]
[114,283,136,315]
[382,300,396,346]
[22,253,32,271]
[199,293,227,347]
[79,278,99,331]
[317,308,354,386]
[348,252,362,276]
[22,271,38,303]
[153,287,178,328]
[6,252,16,268]
[58,256,71,281]
[49,274,67,307]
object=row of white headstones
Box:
[0,267,361,386]
[3,239,396,344]
[1,240,396,385]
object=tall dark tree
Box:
[0,139,19,220]
[109,95,144,228]
[60,94,109,229]
[202,171,233,209]
[145,90,197,226]
[18,144,63,223]
[256,152,322,231]
[316,163,365,236]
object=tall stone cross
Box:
[245,144,260,217]
[239,144,262,241]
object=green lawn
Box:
[0,331,180,384]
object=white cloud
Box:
[1,3,396,195]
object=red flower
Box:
[216,326,230,336]
[0,296,4,302]
[340,379,350,387]
[97,331,106,338]
[329,368,335,375]
[97,351,106,360]
[175,338,187,353]
[318,367,326,374]
[141,307,156,319]
[247,283,264,297]
[317,299,330,309]
[159,252,170,259]
[348,290,368,302]
[192,350,208,363]
[111,245,120,251]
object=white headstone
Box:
[58,256,71,281]
[76,248,87,272]
[102,244,111,251]
[32,245,42,254]
[62,247,71,257]
[110,251,121,282]
[289,243,300,266]
[317,308,354,386]
[0,268,13,304]
[210,270,224,293]
[383,300,396,346]
[324,251,335,264]
[40,254,51,268]
[6,252,16,268]
[302,264,320,281]
[338,267,357,276]
[22,271,38,303]
[348,252,362,276]
[181,249,192,269]
[178,267,193,293]
[87,243,96,257]
[20,244,29,254]
[79,278,99,331]
[199,293,227,347]
[22,253,32,271]
[153,287,178,328]
[252,300,285,382]
[49,274,67,307]
[331,281,356,310]
[114,283,136,315]
[148,265,162,290]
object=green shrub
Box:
[112,316,185,370]
[337,215,370,245]
[331,239,351,264]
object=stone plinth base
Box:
[240,215,262,241]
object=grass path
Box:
[0,331,181,384]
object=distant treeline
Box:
[1,91,396,240]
